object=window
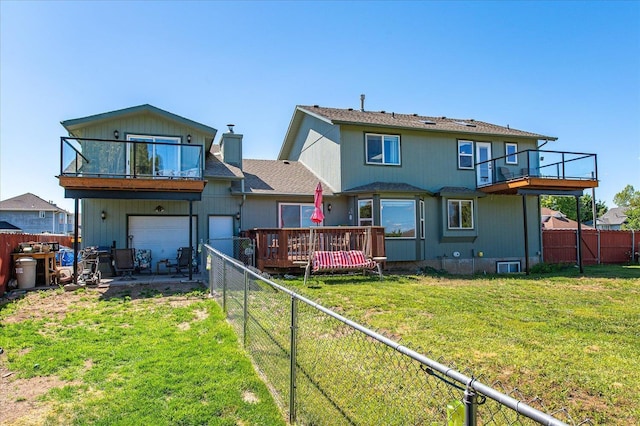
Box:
[505,143,518,165]
[366,133,400,165]
[497,261,521,273]
[127,134,181,177]
[38,211,46,219]
[458,140,473,169]
[419,200,425,239]
[279,203,318,227]
[448,200,474,229]
[358,199,373,226]
[381,199,416,238]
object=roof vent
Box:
[413,113,418,116]
[313,104,319,108]
[453,120,476,127]
[421,120,436,125]
[380,110,386,114]
[227,124,235,133]
[283,160,290,165]
[348,108,353,111]
[360,94,365,111]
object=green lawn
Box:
[0,284,285,426]
[280,264,640,425]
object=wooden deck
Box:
[248,226,386,271]
[478,176,598,195]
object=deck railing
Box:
[475,149,598,188]
[60,137,204,179]
[248,226,386,271]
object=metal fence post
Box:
[243,269,249,348]
[289,296,298,424]
[464,384,477,426]
[222,258,227,313]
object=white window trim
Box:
[358,199,373,227]
[278,203,319,228]
[381,199,416,239]
[447,199,474,230]
[458,140,474,169]
[497,261,521,273]
[365,133,401,165]
[38,211,46,219]
[505,142,518,165]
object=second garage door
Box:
[128,216,197,270]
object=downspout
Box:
[238,180,246,235]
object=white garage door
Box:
[128,216,197,269]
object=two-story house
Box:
[0,193,74,235]
[58,103,598,274]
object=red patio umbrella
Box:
[311,182,324,225]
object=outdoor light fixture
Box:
[113,130,119,139]
[155,205,165,213]
[235,212,241,220]
[327,203,332,212]
[187,134,192,143]
[101,211,106,221]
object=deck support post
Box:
[522,195,530,275]
[576,195,584,273]
[73,197,80,285]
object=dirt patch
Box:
[0,364,74,425]
[0,281,206,424]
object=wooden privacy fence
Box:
[543,229,639,265]
[0,233,73,295]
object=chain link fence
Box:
[205,245,589,426]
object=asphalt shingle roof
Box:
[204,151,244,179]
[598,207,629,226]
[298,105,556,140]
[344,182,430,194]
[236,160,333,196]
[0,193,67,212]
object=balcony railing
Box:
[475,149,598,188]
[60,137,204,179]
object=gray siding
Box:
[294,115,342,191]
[339,125,538,193]
[81,180,241,250]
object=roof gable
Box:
[61,104,217,137]
[0,193,67,212]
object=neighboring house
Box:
[58,103,598,274]
[540,207,594,230]
[597,207,629,230]
[0,193,73,235]
[0,221,23,233]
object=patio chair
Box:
[499,167,514,181]
[134,249,152,274]
[167,247,192,277]
[112,248,136,280]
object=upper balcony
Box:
[476,149,598,195]
[58,137,206,200]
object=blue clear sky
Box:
[1,1,638,212]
